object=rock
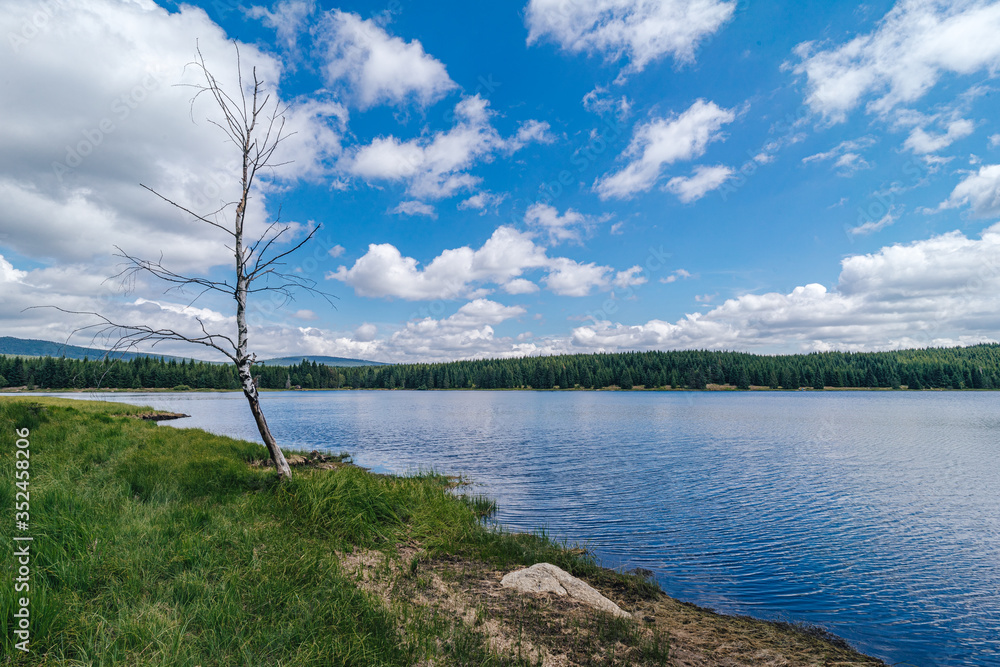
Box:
[500,563,631,618]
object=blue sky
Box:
[2,0,1000,362]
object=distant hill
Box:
[256,355,388,368]
[0,337,387,368]
[0,336,207,363]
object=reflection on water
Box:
[48,390,1000,666]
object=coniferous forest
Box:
[4,344,1000,391]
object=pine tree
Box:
[620,370,633,390]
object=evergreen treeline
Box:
[4,344,1000,391]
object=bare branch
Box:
[27,306,238,363]
[108,246,235,298]
[140,184,236,238]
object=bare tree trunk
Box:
[234,139,291,479]
[238,357,291,478]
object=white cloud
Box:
[318,10,456,109]
[503,278,540,294]
[595,99,735,199]
[523,203,596,244]
[508,120,556,152]
[793,0,1000,122]
[582,85,632,119]
[848,210,898,236]
[0,254,27,284]
[377,299,528,362]
[392,200,437,218]
[990,134,1000,148]
[328,244,346,258]
[346,96,548,200]
[458,191,507,213]
[571,224,1000,353]
[802,136,875,175]
[327,226,550,300]
[660,268,692,283]
[353,322,378,342]
[612,265,647,288]
[939,164,1000,218]
[543,257,612,296]
[664,164,733,202]
[329,224,641,300]
[0,0,342,276]
[903,117,974,154]
[525,0,736,75]
[14,226,1000,363]
[247,0,315,51]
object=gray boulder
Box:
[500,563,631,618]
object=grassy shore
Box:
[1,397,884,666]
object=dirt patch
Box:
[249,450,348,470]
[338,548,886,667]
[630,595,885,667]
[116,411,190,421]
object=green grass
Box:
[0,397,648,666]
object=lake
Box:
[43,389,1000,666]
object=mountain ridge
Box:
[0,336,386,367]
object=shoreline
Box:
[0,395,888,665]
[0,384,987,393]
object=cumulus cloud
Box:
[458,191,507,214]
[570,224,1000,353]
[664,164,733,202]
[327,226,549,300]
[612,265,648,288]
[523,203,597,244]
[595,99,735,199]
[939,164,1000,218]
[0,0,342,276]
[286,299,531,364]
[328,225,644,300]
[792,0,1000,122]
[318,10,456,109]
[503,278,540,294]
[903,117,975,154]
[353,322,378,342]
[525,0,736,75]
[345,96,548,200]
[507,120,557,152]
[544,257,613,296]
[308,225,1000,360]
[247,0,316,51]
[0,254,27,284]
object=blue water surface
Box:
[45,390,1000,666]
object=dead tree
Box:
[59,45,333,479]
